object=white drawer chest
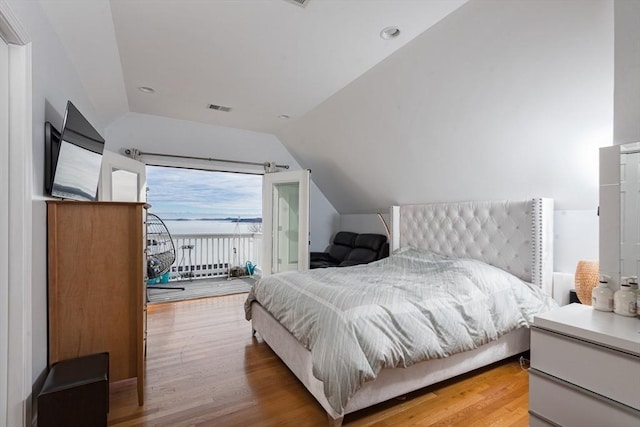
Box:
[529,303,640,426]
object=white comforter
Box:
[245,248,557,414]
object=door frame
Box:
[0,2,32,426]
[262,169,310,276]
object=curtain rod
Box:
[124,148,289,171]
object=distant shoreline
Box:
[163,217,262,223]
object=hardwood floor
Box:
[108,294,530,426]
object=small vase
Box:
[575,260,599,305]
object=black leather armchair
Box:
[310,232,388,269]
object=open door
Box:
[98,150,146,202]
[262,169,310,276]
[620,147,640,280]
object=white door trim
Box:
[0,2,32,426]
[262,170,310,276]
[0,29,10,427]
[0,1,28,45]
[98,149,147,202]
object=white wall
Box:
[340,213,390,237]
[310,184,340,251]
[614,0,640,144]
[553,210,599,273]
[7,0,108,390]
[105,113,339,251]
[279,0,614,272]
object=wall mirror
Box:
[619,141,640,282]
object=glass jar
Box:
[592,281,613,312]
[613,283,637,317]
[631,282,640,316]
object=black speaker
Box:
[38,352,109,427]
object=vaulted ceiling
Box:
[40,0,467,133]
[40,1,614,216]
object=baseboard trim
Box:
[31,366,49,426]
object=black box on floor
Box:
[38,352,109,427]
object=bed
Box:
[245,198,556,426]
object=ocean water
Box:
[163,219,260,236]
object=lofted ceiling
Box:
[40,0,467,133]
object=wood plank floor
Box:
[108,293,530,426]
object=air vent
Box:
[207,104,232,112]
[284,0,310,7]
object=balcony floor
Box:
[147,276,255,304]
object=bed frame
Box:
[251,198,554,426]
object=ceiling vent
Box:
[284,0,310,7]
[208,104,232,112]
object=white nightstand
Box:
[529,303,640,426]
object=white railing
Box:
[168,233,262,281]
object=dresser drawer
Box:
[529,369,640,426]
[531,327,640,409]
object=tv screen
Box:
[45,101,105,201]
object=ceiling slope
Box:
[42,0,467,132]
[39,0,129,128]
[277,0,614,213]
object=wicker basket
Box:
[574,260,599,305]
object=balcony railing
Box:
[167,233,262,281]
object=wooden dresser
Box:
[529,303,640,426]
[47,201,146,405]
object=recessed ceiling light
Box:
[278,114,290,120]
[380,26,400,40]
[138,86,155,93]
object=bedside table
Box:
[529,303,640,426]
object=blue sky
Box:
[146,166,262,219]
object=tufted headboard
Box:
[390,198,554,295]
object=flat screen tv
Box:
[45,101,105,201]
